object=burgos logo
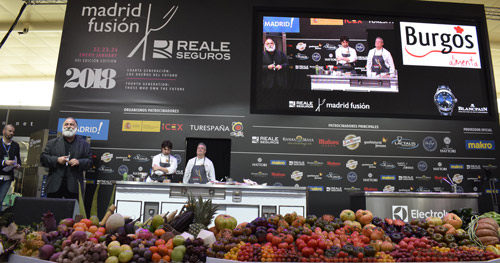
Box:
[392,205,408,222]
[465,140,495,150]
[400,22,481,69]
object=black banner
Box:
[50,0,500,216]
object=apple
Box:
[443,213,462,229]
[340,209,356,222]
[426,216,443,226]
[215,214,237,231]
[355,209,374,225]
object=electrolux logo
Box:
[400,22,481,69]
[392,205,408,222]
[465,140,495,150]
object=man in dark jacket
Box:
[0,124,21,211]
[41,117,92,199]
[262,38,288,89]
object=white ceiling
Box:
[0,0,499,98]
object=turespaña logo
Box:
[392,205,409,222]
[400,22,481,69]
[465,140,495,150]
[230,122,244,137]
[422,136,437,152]
[392,136,419,149]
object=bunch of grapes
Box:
[183,238,208,263]
[129,238,154,263]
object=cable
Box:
[0,3,28,50]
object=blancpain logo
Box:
[458,104,488,114]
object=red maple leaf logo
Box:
[454,26,464,34]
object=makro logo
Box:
[381,175,396,180]
[270,160,287,166]
[400,22,481,69]
[465,140,495,150]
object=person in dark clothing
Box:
[40,117,92,199]
[262,38,288,89]
[0,124,21,211]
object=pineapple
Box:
[186,194,219,236]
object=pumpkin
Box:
[475,217,500,246]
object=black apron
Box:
[371,50,389,75]
[338,48,354,72]
[189,158,209,184]
[152,154,171,182]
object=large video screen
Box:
[251,11,497,120]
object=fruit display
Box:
[3,198,500,262]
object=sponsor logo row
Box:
[252,170,474,184]
[252,134,494,151]
[305,184,478,194]
[253,158,485,171]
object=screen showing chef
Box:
[252,13,493,120]
[261,16,399,93]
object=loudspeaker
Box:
[12,197,78,226]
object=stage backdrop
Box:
[50,0,499,217]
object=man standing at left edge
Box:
[41,117,92,199]
[0,124,21,211]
